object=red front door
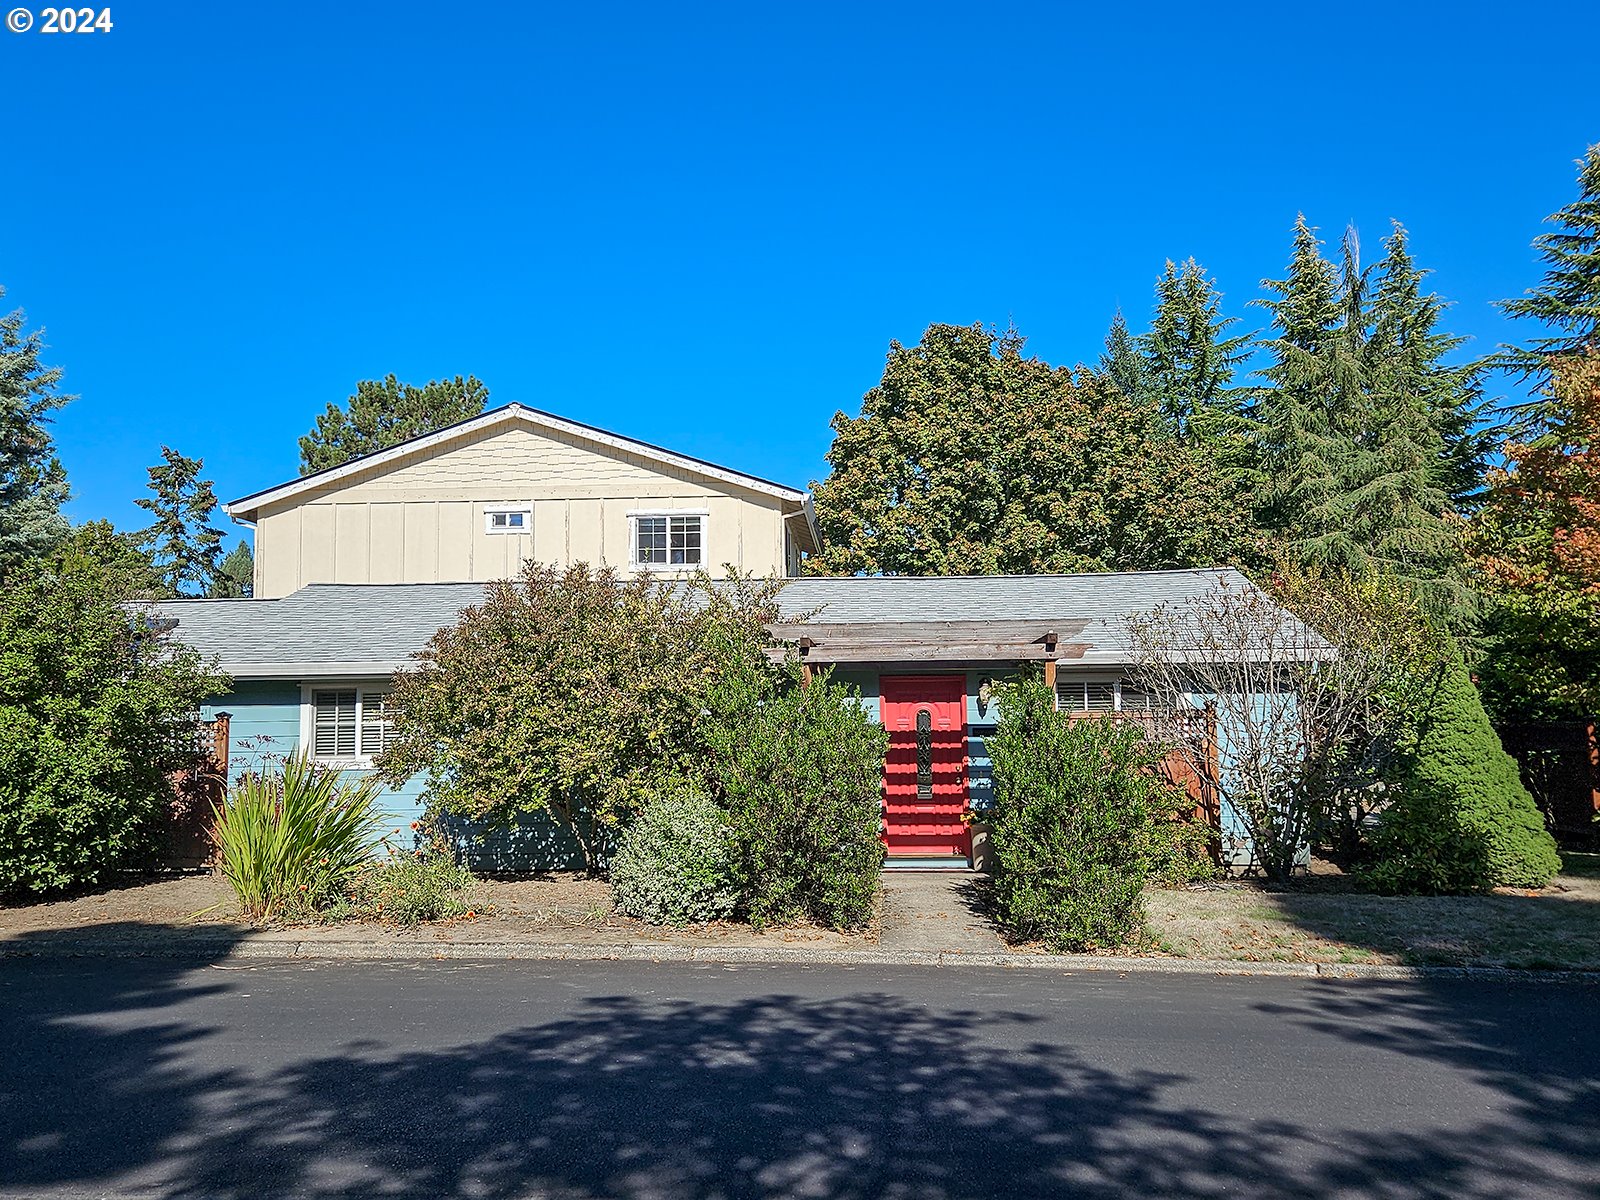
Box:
[880,676,970,860]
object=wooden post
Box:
[209,712,231,772]
[798,639,814,688]
[1042,631,1058,689]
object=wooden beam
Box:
[1043,659,1057,688]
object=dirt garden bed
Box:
[0,871,876,952]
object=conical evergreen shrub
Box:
[1365,647,1561,893]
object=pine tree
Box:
[211,540,254,598]
[1500,143,1600,402]
[1254,217,1351,559]
[136,447,223,597]
[1098,310,1153,405]
[1139,258,1254,432]
[300,374,489,474]
[0,290,73,579]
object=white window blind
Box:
[360,692,393,756]
[312,689,358,758]
[1054,680,1150,713]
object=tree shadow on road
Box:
[2,923,1598,1199]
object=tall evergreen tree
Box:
[1098,309,1153,404]
[0,290,73,579]
[1500,143,1600,401]
[299,374,489,474]
[136,447,223,597]
[1368,223,1489,510]
[1254,217,1350,557]
[1139,258,1254,432]
[211,540,254,598]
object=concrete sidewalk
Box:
[3,922,1596,983]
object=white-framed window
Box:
[630,511,705,568]
[485,508,531,534]
[304,684,394,765]
[1055,678,1155,713]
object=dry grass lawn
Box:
[1143,853,1600,970]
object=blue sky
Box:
[4,1,1596,549]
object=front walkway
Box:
[877,871,1005,956]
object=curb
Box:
[3,936,1597,983]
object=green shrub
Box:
[214,753,386,921]
[1362,647,1561,892]
[701,660,887,931]
[610,786,740,926]
[376,565,783,873]
[325,844,477,926]
[1360,783,1494,895]
[0,547,226,896]
[987,676,1195,951]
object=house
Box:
[162,405,1266,871]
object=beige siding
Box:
[249,421,795,596]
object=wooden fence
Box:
[164,712,230,868]
[1498,718,1600,850]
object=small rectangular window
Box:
[312,689,358,759]
[634,514,703,567]
[485,508,530,534]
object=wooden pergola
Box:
[765,618,1093,687]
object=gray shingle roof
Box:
[157,569,1264,677]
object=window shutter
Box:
[1084,682,1115,712]
[360,692,393,756]
[313,690,358,758]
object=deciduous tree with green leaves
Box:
[0,290,72,580]
[136,447,223,597]
[299,374,489,474]
[0,544,227,895]
[811,323,1245,576]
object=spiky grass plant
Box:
[214,752,386,921]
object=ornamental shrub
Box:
[0,547,226,895]
[1362,646,1561,892]
[987,676,1196,951]
[327,841,478,926]
[699,659,887,931]
[609,786,740,926]
[214,752,386,921]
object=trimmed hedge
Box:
[1364,646,1561,893]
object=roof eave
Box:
[224,403,809,519]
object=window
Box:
[485,508,530,534]
[308,686,393,762]
[1054,679,1154,713]
[632,513,703,567]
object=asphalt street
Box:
[0,951,1595,1199]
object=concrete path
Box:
[877,870,1006,955]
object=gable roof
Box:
[156,568,1282,677]
[223,403,813,523]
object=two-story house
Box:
[163,402,1271,870]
